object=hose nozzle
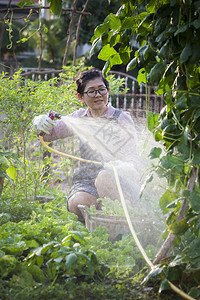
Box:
[49,110,61,120]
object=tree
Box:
[90,0,200,297]
[0,0,120,69]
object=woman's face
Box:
[78,77,109,116]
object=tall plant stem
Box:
[73,0,90,66]
[0,177,4,195]
[38,28,43,71]
[62,0,78,66]
[0,0,12,56]
[153,167,197,264]
[22,132,28,201]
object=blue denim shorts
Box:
[66,180,99,211]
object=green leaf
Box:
[177,131,190,159]
[12,271,34,288]
[192,19,200,29]
[148,62,166,84]
[17,0,35,8]
[140,173,153,197]
[161,155,184,173]
[189,43,200,63]
[192,150,200,165]
[194,1,200,10]
[170,0,177,7]
[17,1,25,8]
[149,147,162,159]
[194,108,200,121]
[137,68,146,85]
[108,14,121,30]
[36,255,44,268]
[175,94,187,110]
[156,31,167,43]
[102,59,111,75]
[188,190,200,212]
[138,44,148,58]
[188,94,200,108]
[54,256,63,263]
[50,0,62,16]
[90,39,102,58]
[110,53,123,66]
[188,236,200,258]
[169,218,188,235]
[110,33,120,47]
[143,265,165,282]
[154,128,163,141]
[26,240,39,249]
[166,198,182,209]
[65,253,77,269]
[98,45,117,61]
[119,45,130,64]
[0,255,17,278]
[158,43,168,58]
[180,44,192,64]
[29,264,45,282]
[0,155,9,171]
[161,116,170,130]
[69,231,85,244]
[126,57,137,71]
[174,24,188,36]
[189,287,200,298]
[6,166,17,180]
[43,26,48,34]
[159,278,170,293]
[92,23,109,40]
[147,111,160,132]
[159,190,176,215]
[121,17,135,30]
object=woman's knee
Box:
[68,192,97,219]
[95,170,118,199]
[95,170,111,190]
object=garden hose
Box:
[39,135,102,166]
[110,164,195,300]
[39,135,195,300]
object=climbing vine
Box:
[90,0,200,297]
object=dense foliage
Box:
[1,0,200,297]
[0,192,181,299]
[0,66,169,299]
[1,0,120,69]
[90,0,200,298]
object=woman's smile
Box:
[94,99,103,103]
[79,78,109,117]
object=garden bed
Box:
[78,204,163,245]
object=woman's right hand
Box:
[32,114,55,135]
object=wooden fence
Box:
[1,66,165,117]
[108,71,164,117]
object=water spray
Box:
[38,111,195,300]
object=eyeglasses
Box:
[83,87,108,98]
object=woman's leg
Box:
[68,191,97,221]
[95,169,120,200]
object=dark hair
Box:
[76,69,109,95]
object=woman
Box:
[33,69,139,221]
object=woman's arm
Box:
[42,118,74,142]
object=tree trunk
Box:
[153,167,197,265]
